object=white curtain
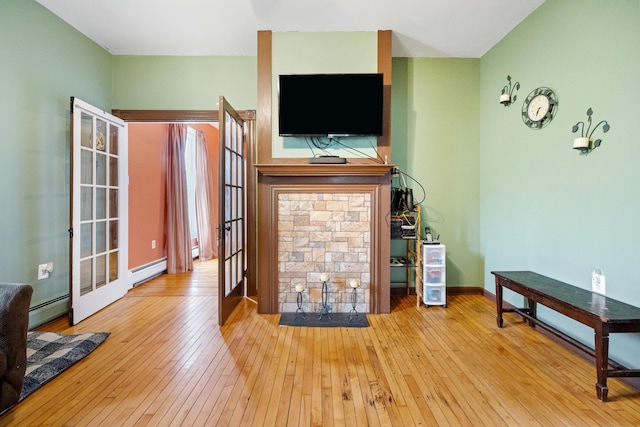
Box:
[165,124,193,274]
[195,130,217,260]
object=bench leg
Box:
[595,323,610,402]
[495,279,504,328]
[526,298,537,328]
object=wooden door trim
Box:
[111,109,257,298]
[111,109,255,122]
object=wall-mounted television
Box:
[278,73,383,137]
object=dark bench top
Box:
[492,271,640,325]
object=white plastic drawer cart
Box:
[423,243,446,307]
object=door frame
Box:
[111,109,257,298]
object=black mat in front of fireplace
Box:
[279,312,369,328]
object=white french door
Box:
[70,97,129,325]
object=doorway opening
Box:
[112,107,257,326]
[127,121,220,281]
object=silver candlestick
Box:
[319,278,331,320]
[348,279,360,322]
[295,285,305,320]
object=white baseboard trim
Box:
[129,258,167,288]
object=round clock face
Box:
[522,87,558,129]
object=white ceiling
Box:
[36,0,544,58]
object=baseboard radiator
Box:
[26,258,168,328]
[129,258,167,287]
[29,294,69,328]
[27,258,168,315]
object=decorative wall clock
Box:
[522,87,558,129]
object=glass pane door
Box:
[71,97,128,324]
[218,96,246,325]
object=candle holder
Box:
[499,75,520,106]
[319,278,331,320]
[571,107,610,154]
[295,285,305,320]
[349,279,360,322]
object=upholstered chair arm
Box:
[0,283,33,413]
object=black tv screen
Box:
[278,73,383,137]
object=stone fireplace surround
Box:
[256,164,393,315]
[277,191,371,314]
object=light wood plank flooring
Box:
[2,260,640,426]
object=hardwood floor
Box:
[2,260,640,426]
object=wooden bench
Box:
[492,271,640,402]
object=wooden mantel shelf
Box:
[255,163,395,177]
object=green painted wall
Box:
[0,0,113,326]
[112,56,257,110]
[391,58,482,288]
[480,0,640,367]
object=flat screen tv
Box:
[278,73,383,137]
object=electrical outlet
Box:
[152,240,156,249]
[38,263,51,280]
[592,269,606,295]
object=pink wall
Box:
[128,123,219,270]
[128,123,166,268]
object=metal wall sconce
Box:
[499,75,520,106]
[571,108,611,154]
